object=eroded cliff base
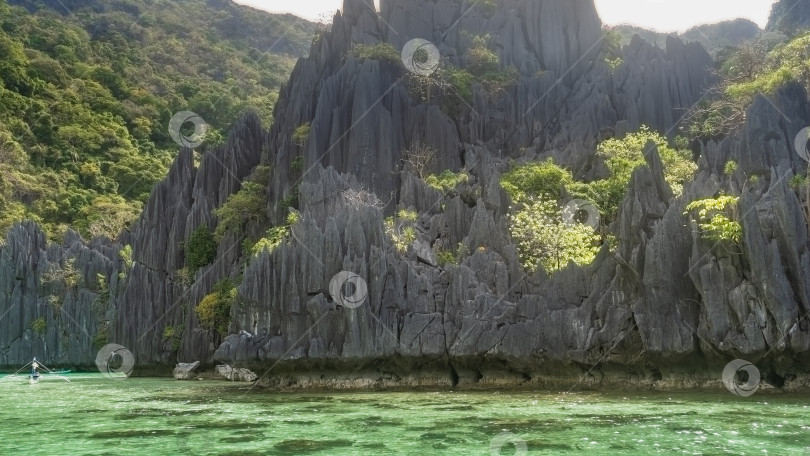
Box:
[219,360,810,393]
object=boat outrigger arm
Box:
[8,358,70,383]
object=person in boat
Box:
[31,358,40,380]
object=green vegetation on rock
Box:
[501,158,574,203]
[508,197,600,274]
[425,170,469,193]
[500,127,695,273]
[685,195,742,244]
[186,224,217,275]
[687,33,810,140]
[602,29,624,70]
[162,325,184,351]
[292,122,311,147]
[590,127,696,221]
[349,42,402,64]
[195,278,237,338]
[250,210,299,257]
[385,209,418,253]
[31,317,47,334]
[500,159,600,274]
[434,247,458,266]
[405,33,517,109]
[214,166,270,242]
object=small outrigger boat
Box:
[6,358,70,384]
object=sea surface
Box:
[0,374,808,455]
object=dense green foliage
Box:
[214,166,270,242]
[461,35,518,95]
[0,0,314,239]
[31,316,47,334]
[590,127,696,221]
[186,224,217,275]
[249,210,299,256]
[685,195,742,244]
[425,170,469,193]
[508,197,600,274]
[500,127,695,273]
[434,247,458,267]
[501,127,697,227]
[724,160,738,176]
[195,278,237,338]
[292,122,311,147]
[500,159,600,273]
[602,29,624,70]
[349,42,402,64]
[466,35,500,75]
[501,159,574,203]
[162,324,184,351]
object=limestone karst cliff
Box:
[1,0,809,391]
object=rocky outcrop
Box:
[215,83,810,389]
[0,223,126,367]
[265,0,715,218]
[111,113,266,365]
[215,364,258,382]
[211,0,809,389]
[173,361,200,380]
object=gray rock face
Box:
[215,364,258,382]
[265,0,715,218]
[211,0,809,388]
[0,114,265,369]
[0,222,126,367]
[217,83,810,387]
[173,361,200,380]
[112,113,266,365]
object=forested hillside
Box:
[0,0,316,239]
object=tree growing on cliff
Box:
[508,196,600,273]
[401,145,437,179]
[685,195,742,246]
[195,278,237,340]
[214,166,270,241]
[590,127,696,222]
[686,33,810,140]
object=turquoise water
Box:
[0,374,808,455]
